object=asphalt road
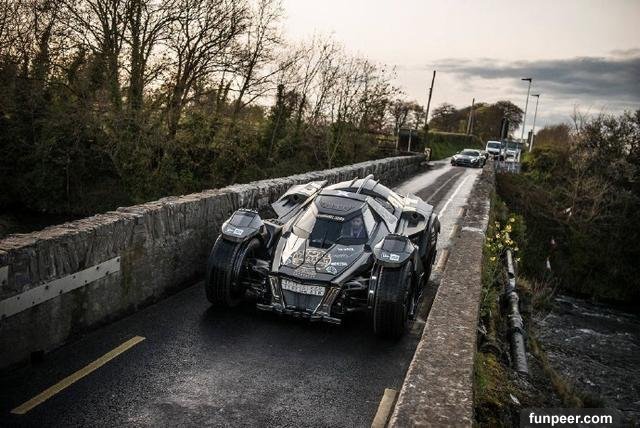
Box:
[0,159,483,428]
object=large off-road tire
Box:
[205,236,261,307]
[424,234,438,284]
[373,261,413,339]
[419,224,438,283]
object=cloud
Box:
[434,54,640,103]
[610,48,640,58]
[394,52,639,130]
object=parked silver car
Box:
[451,149,486,168]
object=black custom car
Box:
[205,175,440,338]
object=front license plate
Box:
[281,280,325,296]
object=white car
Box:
[505,142,520,161]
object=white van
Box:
[485,141,504,160]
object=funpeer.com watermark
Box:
[521,408,620,427]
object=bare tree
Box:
[63,0,131,110]
[164,0,247,137]
[125,0,175,113]
[322,56,383,167]
[390,99,418,135]
[0,0,19,56]
[276,35,340,146]
[230,0,283,118]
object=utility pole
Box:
[520,77,532,148]
[466,98,475,135]
[529,94,541,151]
[500,117,510,140]
[424,70,436,133]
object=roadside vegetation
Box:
[474,195,527,426]
[475,193,618,426]
[0,1,532,240]
[427,131,483,160]
[0,0,418,228]
[475,109,639,426]
[474,194,584,426]
[0,0,528,226]
[497,110,640,303]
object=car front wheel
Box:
[205,236,262,307]
[372,262,414,339]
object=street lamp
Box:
[529,94,541,152]
[519,78,532,148]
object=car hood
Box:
[277,234,366,282]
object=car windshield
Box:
[507,142,518,149]
[306,215,367,248]
[293,205,373,249]
[461,150,479,156]
[487,142,501,149]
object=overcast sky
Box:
[281,0,640,134]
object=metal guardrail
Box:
[504,235,529,375]
[494,160,521,174]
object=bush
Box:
[426,131,483,160]
[497,111,640,303]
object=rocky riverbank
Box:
[533,295,640,424]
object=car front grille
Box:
[282,291,323,313]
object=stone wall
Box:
[0,155,424,369]
[389,164,494,427]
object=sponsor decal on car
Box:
[330,253,352,259]
[226,226,244,236]
[317,214,345,221]
[380,252,400,261]
[295,266,317,278]
[319,200,352,212]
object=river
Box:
[534,294,640,423]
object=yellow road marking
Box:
[436,249,450,272]
[11,336,145,415]
[371,388,398,428]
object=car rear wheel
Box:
[205,236,262,307]
[373,261,413,339]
